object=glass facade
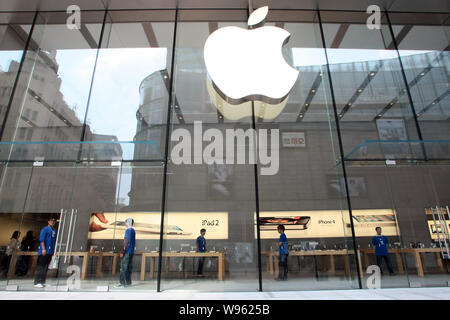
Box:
[0,5,448,292]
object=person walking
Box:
[115,218,136,288]
[15,230,36,276]
[1,230,20,278]
[277,225,289,281]
[196,229,207,277]
[34,217,57,288]
[372,226,394,275]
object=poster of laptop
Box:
[256,209,398,239]
[88,212,228,240]
[376,118,410,156]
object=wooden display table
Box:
[265,250,364,278]
[360,248,446,277]
[7,251,120,280]
[139,251,226,281]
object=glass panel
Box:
[385,163,450,288]
[0,12,34,135]
[1,11,104,144]
[109,162,164,291]
[320,11,421,157]
[162,9,260,292]
[84,10,175,159]
[0,163,33,289]
[321,11,414,289]
[390,13,450,140]
[257,10,358,291]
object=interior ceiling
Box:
[0,0,449,13]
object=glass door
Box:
[0,162,34,290]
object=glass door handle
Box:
[64,209,74,263]
[51,209,66,269]
[68,209,77,260]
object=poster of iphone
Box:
[256,209,399,239]
[88,212,228,240]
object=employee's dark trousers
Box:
[34,255,52,285]
[197,257,205,275]
[120,253,134,285]
[376,255,394,275]
[278,254,288,280]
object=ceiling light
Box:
[311,89,316,93]
[370,72,375,76]
[420,72,425,76]
[305,103,309,107]
[358,89,362,93]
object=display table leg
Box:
[218,255,223,281]
[395,253,404,274]
[364,252,370,270]
[268,254,274,275]
[344,255,350,277]
[30,255,38,276]
[81,254,88,280]
[435,252,445,272]
[274,255,279,278]
[96,255,103,278]
[166,257,170,274]
[7,254,18,279]
[357,251,364,278]
[329,255,336,276]
[140,255,146,281]
[150,257,155,279]
[414,252,424,277]
[112,255,118,275]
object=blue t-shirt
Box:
[124,228,136,254]
[196,236,206,252]
[279,233,289,255]
[372,235,389,256]
[38,226,57,255]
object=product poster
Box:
[88,212,228,240]
[425,207,450,240]
[256,209,399,239]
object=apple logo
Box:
[204,6,299,116]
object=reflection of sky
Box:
[293,48,434,67]
[56,48,167,141]
[0,51,23,72]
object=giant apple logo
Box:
[204,6,299,119]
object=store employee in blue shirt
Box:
[115,218,136,288]
[277,225,289,281]
[196,229,206,277]
[34,217,57,288]
[372,227,394,275]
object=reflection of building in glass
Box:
[0,50,122,223]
